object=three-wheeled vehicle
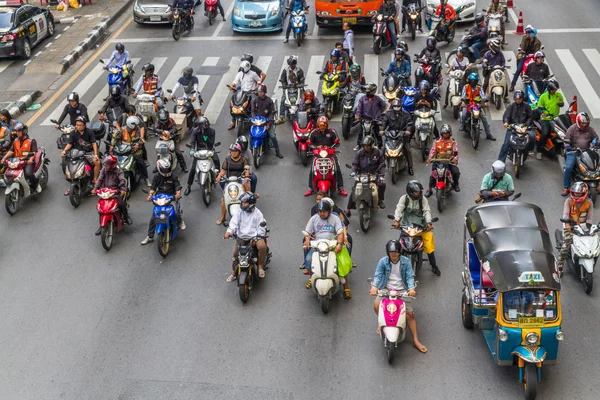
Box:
[461,202,564,400]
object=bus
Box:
[315,0,384,27]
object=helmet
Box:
[330,49,340,58]
[13,122,24,132]
[514,90,525,100]
[75,116,87,124]
[110,85,122,99]
[546,80,559,91]
[241,53,254,64]
[534,51,545,59]
[157,109,170,124]
[195,116,209,129]
[126,116,141,130]
[157,158,171,176]
[240,60,251,73]
[236,135,248,152]
[362,136,375,147]
[182,66,193,78]
[321,197,335,208]
[391,98,402,112]
[229,143,243,153]
[304,89,315,102]
[317,116,329,130]
[316,199,332,214]
[102,155,117,169]
[365,82,377,96]
[406,180,423,200]
[457,48,464,56]
[419,80,430,91]
[525,25,537,37]
[239,192,257,212]
[440,124,452,137]
[394,47,405,57]
[491,160,506,175]
[489,39,501,54]
[475,13,485,24]
[570,182,589,203]
[426,37,437,50]
[67,92,79,102]
[468,72,479,84]
[142,63,155,74]
[386,240,401,257]
[576,112,591,130]
[350,63,361,76]
[115,42,125,52]
[287,55,298,66]
[525,24,534,34]
[257,84,267,93]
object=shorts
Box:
[377,289,413,312]
[84,153,97,165]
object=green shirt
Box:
[480,172,514,192]
[537,91,564,120]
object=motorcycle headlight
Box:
[319,150,328,158]
[360,175,369,183]
[526,332,539,345]
[498,329,508,342]
[386,149,399,157]
[317,241,329,252]
[271,6,279,16]
[153,198,169,206]
[473,110,480,118]
[233,6,240,16]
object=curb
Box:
[58,0,134,75]
[6,91,43,120]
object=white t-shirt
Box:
[386,260,407,292]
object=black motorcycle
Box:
[569,143,600,204]
[506,123,532,179]
[401,4,423,41]
[172,8,193,41]
[341,84,364,139]
[226,85,253,137]
[383,129,408,184]
[380,69,409,103]
[387,215,439,276]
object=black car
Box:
[0,0,55,59]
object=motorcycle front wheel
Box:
[387,344,394,364]
[583,269,594,294]
[453,105,459,120]
[319,295,330,314]
[5,189,20,215]
[341,116,351,140]
[236,118,244,137]
[253,148,261,169]
[158,228,170,257]
[359,204,372,232]
[299,149,308,167]
[411,23,416,40]
[436,188,445,212]
[172,22,181,41]
[472,122,480,149]
[494,93,501,110]
[372,39,382,55]
[101,220,114,251]
[69,182,82,208]
[202,181,211,206]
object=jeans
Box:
[387,22,398,46]
[498,128,535,162]
[268,124,280,153]
[147,199,182,237]
[308,155,344,190]
[471,40,483,59]
[279,91,287,117]
[219,172,257,193]
[187,153,220,186]
[135,156,148,180]
[538,120,554,153]
[285,14,293,39]
[460,107,491,137]
[511,57,526,88]
[563,152,576,189]
[24,163,38,187]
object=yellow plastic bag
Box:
[336,246,352,277]
[56,3,65,10]
[69,0,79,9]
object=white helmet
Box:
[322,197,335,208]
[491,160,506,175]
[126,116,141,130]
[240,60,251,73]
[157,158,171,176]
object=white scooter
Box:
[485,63,510,110]
[3,149,50,215]
[303,235,344,314]
[446,68,465,120]
[413,106,437,162]
[486,13,504,45]
[154,129,180,173]
[186,142,220,206]
[222,167,249,221]
[556,220,600,294]
[374,288,414,364]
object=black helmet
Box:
[143,63,155,74]
[75,116,87,124]
[440,124,452,136]
[182,66,193,78]
[546,80,559,91]
[195,116,209,129]
[115,42,125,52]
[391,98,402,112]
[241,53,254,64]
[287,55,298,66]
[514,90,525,100]
[67,92,79,103]
[157,109,170,124]
[475,13,485,24]
[110,85,122,99]
[386,240,401,257]
[240,192,257,212]
[316,200,332,214]
[426,37,437,50]
[362,136,375,147]
[406,180,423,200]
[236,135,248,152]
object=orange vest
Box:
[143,75,159,93]
[569,199,591,224]
[327,61,343,75]
[121,128,137,143]
[465,84,482,104]
[13,138,32,159]
[434,138,455,158]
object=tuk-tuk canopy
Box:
[465,202,560,292]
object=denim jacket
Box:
[372,255,415,290]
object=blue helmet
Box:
[330,49,340,58]
[419,80,430,91]
[468,72,479,83]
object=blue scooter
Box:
[291,8,308,47]
[523,75,556,109]
[401,86,418,114]
[249,115,270,169]
[152,193,180,257]
[99,59,134,95]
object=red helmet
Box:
[570,182,588,203]
[102,155,117,169]
[317,116,329,130]
[304,89,315,101]
[576,112,590,130]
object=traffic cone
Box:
[515,11,524,34]
[507,0,514,8]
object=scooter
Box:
[111,140,141,194]
[222,173,248,220]
[168,89,198,134]
[402,4,422,41]
[186,142,220,206]
[303,235,344,314]
[154,129,180,173]
[249,116,270,169]
[428,158,455,213]
[280,84,306,121]
[464,103,483,150]
[64,149,94,208]
[401,86,418,114]
[414,54,442,89]
[372,13,397,54]
[99,59,133,95]
[387,215,439,276]
[54,121,75,151]
[535,96,577,163]
[374,287,414,364]
[309,145,337,197]
[151,193,180,257]
[348,169,380,233]
[568,144,600,204]
[292,111,314,166]
[486,12,504,45]
[506,123,532,179]
[205,0,218,25]
[384,129,408,184]
[136,93,160,131]
[485,64,510,110]
[556,220,599,294]
[291,8,308,47]
[428,14,455,43]
[3,149,50,215]
[226,84,252,137]
[342,84,364,139]
[523,75,557,108]
[317,71,341,119]
[446,68,466,119]
[380,69,408,102]
[96,187,125,251]
[413,107,436,161]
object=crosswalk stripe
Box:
[162,57,193,94]
[582,49,600,113]
[364,54,379,87]
[272,58,288,118]
[203,57,239,124]
[556,49,600,119]
[0,60,13,75]
[255,56,272,81]
[202,57,219,67]
[305,55,324,98]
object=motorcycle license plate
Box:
[518,317,544,327]
[249,21,263,27]
[150,16,161,22]
[343,17,356,24]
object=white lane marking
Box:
[54,34,62,39]
[162,56,193,94]
[34,51,43,57]
[508,7,518,26]
[254,56,272,79]
[212,1,234,38]
[555,49,600,118]
[306,55,324,97]
[363,54,379,88]
[152,57,168,75]
[202,56,219,66]
[197,75,209,94]
[536,28,600,34]
[63,25,70,31]
[203,57,239,123]
[583,48,600,80]
[272,58,288,118]
[0,61,14,74]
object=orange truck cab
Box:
[315,0,384,27]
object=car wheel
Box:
[21,39,32,59]
[47,19,55,37]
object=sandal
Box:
[305,278,312,289]
[259,269,265,278]
[343,288,352,299]
[216,218,226,225]
[299,264,306,270]
[64,189,70,196]
[303,269,310,275]
[226,274,236,283]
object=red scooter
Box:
[293,111,315,167]
[308,145,338,197]
[96,187,124,251]
[205,0,218,25]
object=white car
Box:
[426,0,477,23]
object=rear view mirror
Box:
[387,215,395,220]
[512,193,522,200]
[431,217,439,223]
[215,142,221,147]
[345,163,352,169]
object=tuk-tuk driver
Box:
[497,290,535,317]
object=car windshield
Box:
[0,10,15,28]
[499,290,558,322]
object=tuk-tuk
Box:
[461,202,564,400]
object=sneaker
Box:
[275,117,286,125]
[35,184,42,193]
[304,189,314,197]
[486,134,496,141]
[125,215,133,225]
[145,179,152,187]
[431,265,441,276]
[283,38,289,43]
[184,186,191,196]
[179,221,186,230]
[353,145,361,151]
[276,152,284,159]
[509,86,515,92]
[454,184,461,192]
[338,188,348,197]
[536,152,542,160]
[141,236,154,245]
[181,166,189,173]
[378,200,386,209]
[228,122,235,130]
[459,125,465,132]
[95,227,102,236]
[401,28,406,34]
[408,167,414,176]
[424,189,433,198]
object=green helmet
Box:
[365,82,377,93]
[350,63,361,77]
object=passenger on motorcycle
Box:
[104,43,133,93]
[347,136,386,211]
[1,123,41,193]
[426,123,460,194]
[370,240,427,353]
[133,63,164,106]
[60,116,101,192]
[141,159,186,245]
[283,0,309,43]
[479,160,514,201]
[557,182,594,274]
[460,73,495,140]
[0,109,18,136]
[354,82,387,150]
[99,85,130,128]
[386,48,411,85]
[298,89,321,123]
[155,109,188,173]
[311,194,352,255]
[225,192,268,280]
[276,55,306,124]
[481,39,507,101]
[379,98,415,176]
[498,90,535,162]
[562,112,599,195]
[486,0,505,44]
[303,116,348,197]
[228,60,261,130]
[169,66,202,118]
[171,0,195,29]
[510,25,542,91]
[323,49,349,86]
[92,155,132,231]
[110,115,150,187]
[525,51,550,82]
[56,92,89,128]
[251,84,283,159]
[392,180,440,276]
[536,80,564,159]
[469,14,488,60]
[417,37,442,85]
[414,80,439,139]
[401,0,423,33]
[349,63,366,86]
[443,48,469,109]
[379,0,399,47]
[184,117,218,195]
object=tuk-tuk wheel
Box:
[461,292,474,329]
[523,362,538,400]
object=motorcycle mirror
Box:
[185,143,193,148]
[540,45,545,50]
[97,110,102,114]
[387,215,395,220]
[214,142,221,147]
[560,218,570,224]
[431,217,439,223]
[260,221,267,227]
[141,188,149,194]
[345,163,352,168]
[50,119,58,124]
[316,71,322,74]
[166,89,173,93]
[301,230,310,236]
[98,60,105,64]
[512,193,522,200]
[507,58,512,62]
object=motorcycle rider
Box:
[562,112,599,196]
[486,0,506,44]
[370,240,427,353]
[479,160,514,202]
[56,92,89,128]
[401,0,423,33]
[347,136,386,211]
[132,63,163,107]
[60,116,101,193]
[298,89,321,124]
[104,43,133,93]
[417,37,442,85]
[0,123,41,193]
[303,116,348,197]
[414,80,439,139]
[392,180,440,276]
[482,39,508,102]
[240,54,267,83]
[92,155,132,233]
[425,123,460,194]
[155,109,188,172]
[557,182,594,275]
[0,109,18,135]
[385,48,411,86]
[141,159,186,245]
[171,0,195,30]
[228,60,261,131]
[460,72,496,140]
[335,42,351,67]
[224,192,268,280]
[276,55,306,124]
[431,0,455,41]
[469,13,488,60]
[525,51,550,83]
[110,115,150,187]
[99,85,130,128]
[354,82,386,150]
[379,98,415,176]
[184,116,219,195]
[510,25,542,91]
[536,80,564,160]
[349,63,366,86]
[283,0,309,44]
[443,48,469,109]
[379,0,399,47]
[169,66,202,118]
[121,105,149,165]
[322,49,349,86]
[251,84,283,159]
[498,90,535,162]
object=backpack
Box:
[404,194,424,214]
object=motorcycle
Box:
[205,0,218,25]
[0,139,11,187]
[292,111,314,166]
[53,121,75,151]
[413,107,436,161]
[464,103,484,150]
[291,9,308,47]
[556,220,599,294]
[348,170,380,233]
[372,13,397,54]
[341,83,364,139]
[384,129,407,184]
[98,59,133,95]
[414,54,442,89]
[186,142,220,206]
[317,71,341,119]
[484,64,510,110]
[401,86,418,114]
[518,47,544,79]
[374,287,415,364]
[249,116,270,169]
[447,32,489,64]
[387,215,439,276]
[97,108,123,150]
[136,93,160,132]
[222,174,248,221]
[309,145,338,197]
[358,117,379,147]
[428,158,455,212]
[428,13,455,43]
[154,128,181,173]
[401,4,422,41]
[506,123,532,179]
[523,75,557,108]
[535,96,577,162]
[96,187,125,251]
[167,88,199,134]
[280,84,306,121]
[151,193,180,257]
[111,140,141,195]
[64,149,94,208]
[172,8,194,41]
[380,69,408,103]
[226,84,252,137]
[3,149,50,215]
[486,12,504,45]
[445,68,466,119]
[568,144,600,204]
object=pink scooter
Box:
[377,289,414,364]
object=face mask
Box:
[366,92,374,98]
[529,33,535,38]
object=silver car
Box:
[133,0,173,24]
